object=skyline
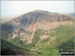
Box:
[1,1,74,18]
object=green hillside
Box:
[1,22,74,56]
[32,23,74,55]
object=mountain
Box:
[1,10,74,55]
[8,10,73,44]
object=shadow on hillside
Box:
[1,39,25,55]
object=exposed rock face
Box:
[40,35,48,40]
[8,10,73,44]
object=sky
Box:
[1,1,74,19]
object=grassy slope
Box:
[1,22,74,55]
[33,22,74,55]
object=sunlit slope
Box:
[34,22,74,50]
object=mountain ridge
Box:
[9,10,73,28]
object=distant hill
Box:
[0,16,16,23]
[67,13,75,17]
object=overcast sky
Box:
[1,1,74,18]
